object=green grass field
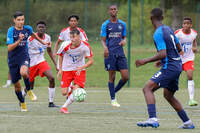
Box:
[0,43,200,133]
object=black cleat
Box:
[48,102,59,108]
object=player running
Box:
[28,21,58,107]
[57,29,93,114]
[7,11,49,111]
[135,8,195,129]
[175,17,198,106]
[101,4,129,107]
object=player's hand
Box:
[46,42,51,47]
[19,33,24,41]
[119,39,126,46]
[155,60,161,68]
[53,52,57,58]
[57,70,62,80]
[135,59,147,67]
[76,67,83,76]
[192,47,198,53]
[104,47,109,58]
[179,51,184,55]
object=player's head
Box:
[108,4,118,17]
[70,28,81,45]
[182,17,192,31]
[150,8,163,23]
[68,15,79,28]
[13,11,25,28]
[36,21,46,34]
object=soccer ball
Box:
[73,88,86,102]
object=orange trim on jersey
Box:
[192,29,197,33]
[175,29,181,34]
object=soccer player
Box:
[7,11,49,111]
[28,21,58,107]
[57,29,93,114]
[135,8,195,129]
[100,4,129,107]
[175,17,198,106]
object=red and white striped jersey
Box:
[28,33,51,67]
[57,40,92,71]
[175,28,197,64]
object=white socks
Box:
[48,87,55,102]
[62,93,75,108]
[7,80,11,85]
[188,80,194,100]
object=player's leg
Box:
[115,69,129,93]
[163,88,195,129]
[20,65,37,101]
[2,72,12,88]
[186,69,198,106]
[43,69,58,107]
[137,79,160,128]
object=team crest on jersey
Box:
[25,33,29,38]
[24,61,29,65]
[118,25,122,30]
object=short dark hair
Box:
[36,20,46,26]
[70,28,80,35]
[13,11,24,19]
[68,15,79,22]
[183,17,192,23]
[151,8,163,20]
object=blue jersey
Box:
[153,25,182,71]
[7,25,33,64]
[101,19,126,55]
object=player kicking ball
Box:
[28,21,58,107]
[57,29,93,114]
[175,17,198,106]
[7,11,49,111]
[135,8,195,129]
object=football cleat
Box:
[188,99,198,106]
[2,83,11,88]
[60,107,69,114]
[48,102,59,108]
[111,100,120,107]
[178,120,195,129]
[20,103,27,112]
[27,90,37,101]
[137,118,159,128]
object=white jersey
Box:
[28,33,51,67]
[175,28,197,64]
[57,40,92,71]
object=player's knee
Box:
[20,71,28,78]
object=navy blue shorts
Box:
[150,69,182,92]
[104,54,128,71]
[9,59,30,84]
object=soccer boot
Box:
[137,118,159,128]
[188,99,198,106]
[27,90,37,101]
[60,107,69,114]
[2,83,11,88]
[178,120,195,129]
[111,99,120,107]
[20,103,27,112]
[48,102,59,108]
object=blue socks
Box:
[15,91,24,103]
[24,78,31,91]
[177,110,189,122]
[148,104,157,118]
[115,79,127,93]
[108,82,115,100]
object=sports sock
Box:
[24,78,31,91]
[147,104,157,118]
[62,93,75,108]
[108,82,115,100]
[48,87,55,102]
[7,80,11,85]
[188,80,194,100]
[177,109,190,122]
[115,79,127,93]
[15,91,25,103]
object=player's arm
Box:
[47,46,57,70]
[57,54,63,80]
[192,39,198,53]
[101,37,109,58]
[32,33,50,46]
[53,39,63,58]
[7,32,24,52]
[119,22,127,46]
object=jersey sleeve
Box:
[58,30,64,41]
[153,30,166,51]
[24,25,33,35]
[7,27,14,45]
[174,35,180,45]
[122,22,127,37]
[80,31,88,41]
[101,23,107,37]
[85,45,93,57]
